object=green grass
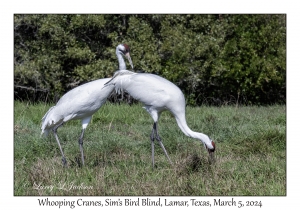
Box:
[14,101,286,196]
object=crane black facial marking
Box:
[206,141,215,153]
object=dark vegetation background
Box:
[14,14,286,105]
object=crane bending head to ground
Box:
[41,44,133,167]
[104,70,216,167]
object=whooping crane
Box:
[104,70,216,167]
[41,44,133,166]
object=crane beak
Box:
[207,141,215,164]
[208,151,215,164]
[125,52,134,69]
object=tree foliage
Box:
[14,14,286,105]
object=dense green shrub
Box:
[14,14,286,105]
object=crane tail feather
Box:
[41,106,56,137]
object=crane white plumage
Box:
[41,44,133,166]
[104,70,216,167]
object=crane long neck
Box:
[173,112,210,146]
[116,51,126,70]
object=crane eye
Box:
[119,48,128,55]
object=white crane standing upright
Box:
[104,70,216,167]
[41,44,133,166]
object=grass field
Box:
[14,101,286,196]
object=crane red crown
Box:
[123,43,130,52]
[212,141,215,148]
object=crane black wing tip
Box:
[104,70,136,87]
[104,78,114,86]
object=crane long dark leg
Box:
[150,125,156,168]
[53,122,67,166]
[151,122,173,167]
[78,128,86,166]
[154,123,173,165]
